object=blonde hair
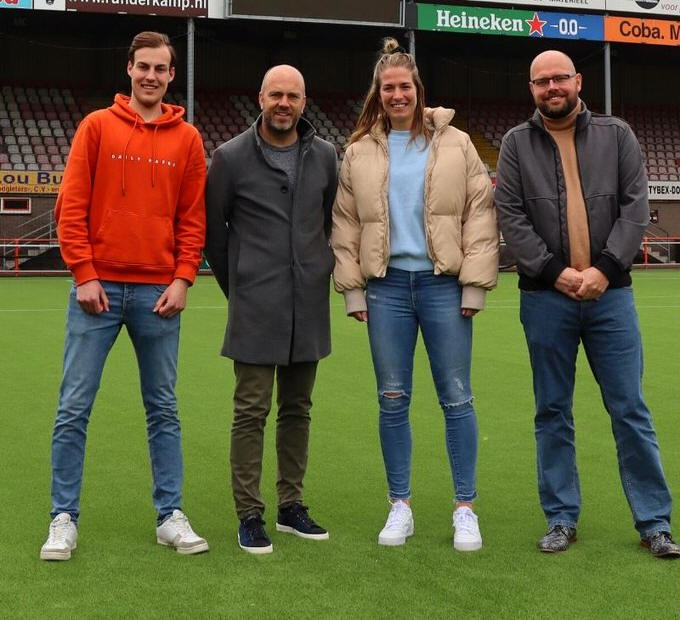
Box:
[349,37,431,146]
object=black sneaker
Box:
[641,531,680,558]
[538,525,577,553]
[238,514,273,554]
[276,503,329,540]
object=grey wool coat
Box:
[205,116,338,365]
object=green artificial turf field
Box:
[1,272,679,618]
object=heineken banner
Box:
[416,4,604,40]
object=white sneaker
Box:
[156,510,209,555]
[378,500,414,546]
[40,513,78,561]
[453,506,482,551]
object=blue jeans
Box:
[50,282,183,524]
[366,268,478,502]
[520,287,672,537]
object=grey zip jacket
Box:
[494,102,649,290]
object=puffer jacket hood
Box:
[368,107,456,143]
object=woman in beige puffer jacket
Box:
[331,37,499,552]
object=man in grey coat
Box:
[205,65,338,554]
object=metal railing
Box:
[16,210,57,240]
[0,237,61,275]
[641,237,680,266]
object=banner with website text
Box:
[64,0,207,17]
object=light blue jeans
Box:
[366,268,478,502]
[520,287,672,538]
[50,281,183,524]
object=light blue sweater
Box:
[387,130,433,272]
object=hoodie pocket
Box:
[93,210,175,268]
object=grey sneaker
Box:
[538,525,577,553]
[641,531,680,558]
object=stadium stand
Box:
[467,101,680,175]
[3,83,679,176]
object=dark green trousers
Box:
[231,360,318,520]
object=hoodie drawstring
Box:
[120,118,160,193]
[152,125,158,188]
[121,116,138,196]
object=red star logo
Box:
[526,12,547,36]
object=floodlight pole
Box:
[604,41,612,116]
[407,29,416,57]
[187,18,195,124]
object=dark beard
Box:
[538,97,578,119]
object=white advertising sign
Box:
[33,0,65,9]
[606,0,680,18]
[471,0,607,10]
[648,181,680,201]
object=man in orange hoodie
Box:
[40,32,208,561]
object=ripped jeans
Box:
[366,268,478,502]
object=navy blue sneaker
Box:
[238,515,273,554]
[276,503,329,540]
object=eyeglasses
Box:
[529,73,577,88]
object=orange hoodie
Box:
[55,94,206,285]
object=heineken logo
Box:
[435,8,525,32]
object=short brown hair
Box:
[128,31,176,68]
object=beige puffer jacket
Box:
[331,108,499,313]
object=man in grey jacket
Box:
[205,65,338,554]
[495,50,678,558]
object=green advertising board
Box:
[416,3,605,41]
[418,3,532,36]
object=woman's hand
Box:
[461,308,478,318]
[350,311,368,322]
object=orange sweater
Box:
[55,94,206,285]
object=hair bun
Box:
[381,37,402,55]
